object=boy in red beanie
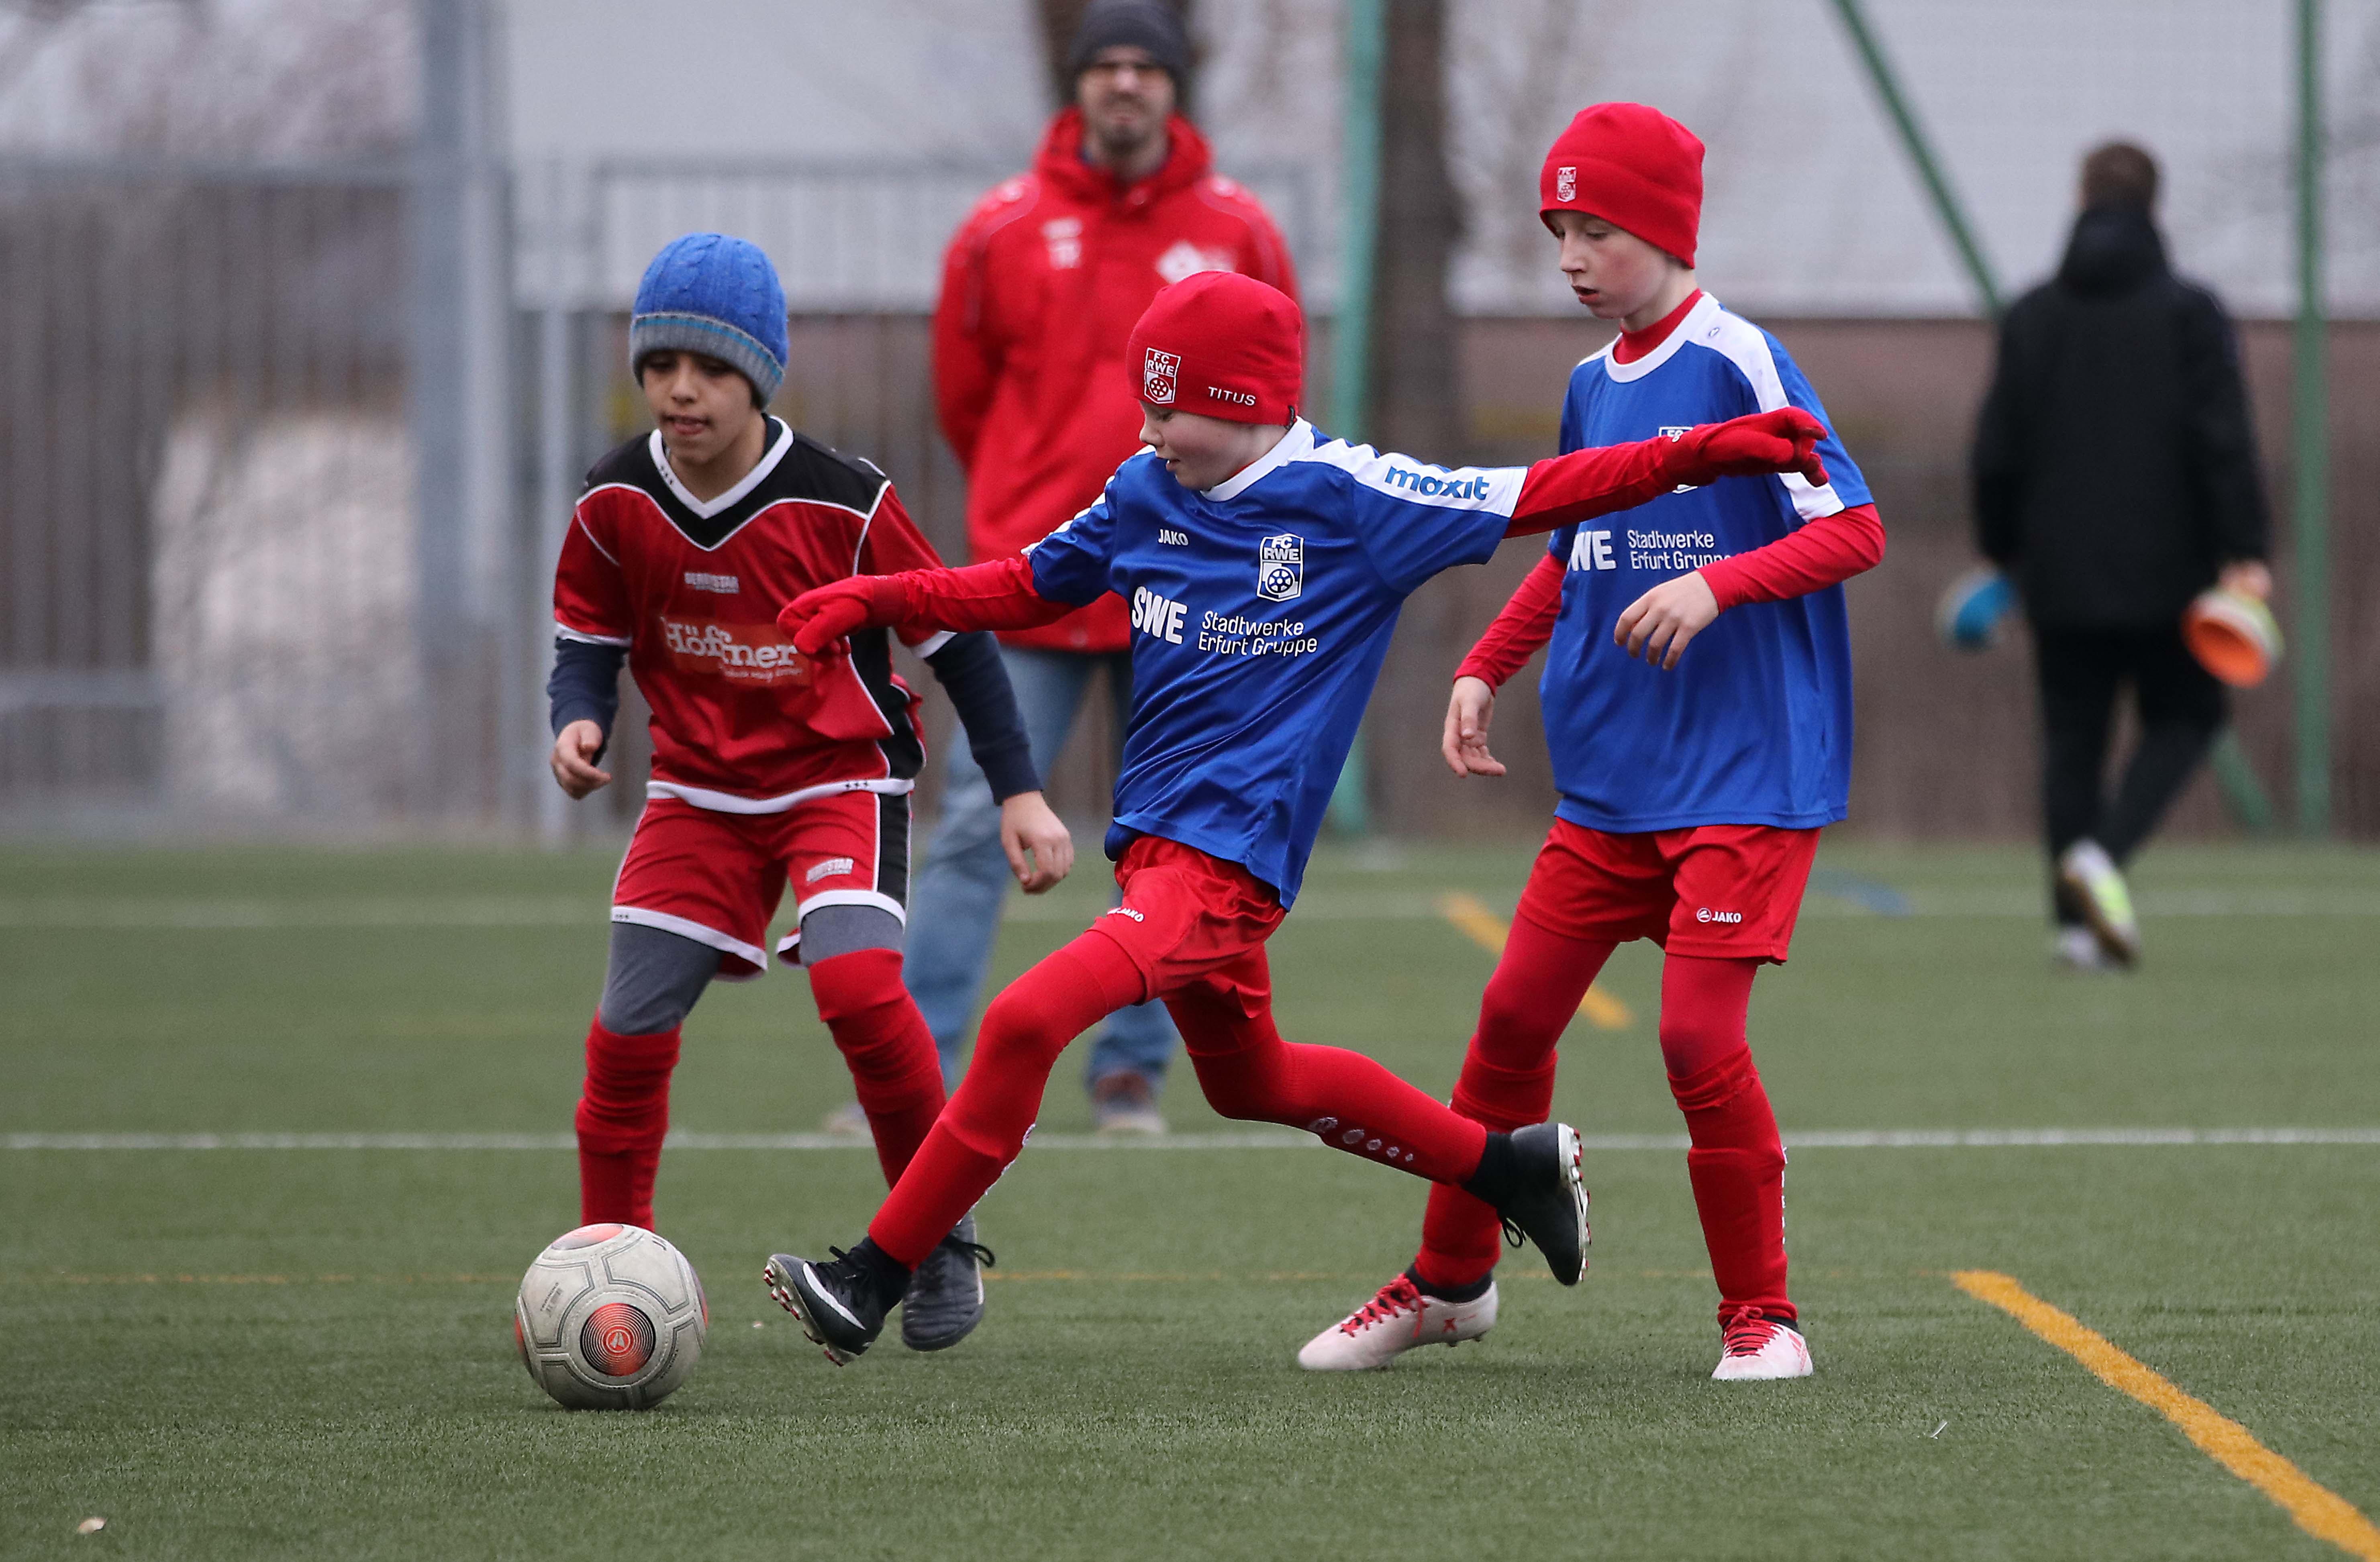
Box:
[758,268,1831,1365]
[1300,104,1884,1381]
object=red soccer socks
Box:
[1663,955,1793,1324]
[869,936,1138,1265]
[574,1018,682,1229]
[1413,920,1616,1294]
[807,948,946,1189]
[1167,974,1490,1185]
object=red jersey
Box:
[933,108,1298,653]
[553,418,947,810]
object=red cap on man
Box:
[1539,102,1705,267]
[1125,271,1303,426]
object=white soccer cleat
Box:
[2057,839,2141,967]
[1298,1274,1497,1371]
[1711,1314,1813,1381]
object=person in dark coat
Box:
[1972,142,2272,970]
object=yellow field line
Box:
[1951,1270,2380,1561]
[1437,893,1632,1029]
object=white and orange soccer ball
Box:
[514,1223,707,1410]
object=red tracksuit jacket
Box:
[932,108,1298,654]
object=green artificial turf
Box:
[3,839,2376,1559]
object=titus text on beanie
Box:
[1539,103,1705,268]
[1125,271,1302,426]
[629,232,790,407]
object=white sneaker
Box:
[1297,1274,1497,1370]
[1712,1315,1813,1381]
[2056,839,2141,966]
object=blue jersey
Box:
[1029,419,1518,905]
[1541,292,1871,834]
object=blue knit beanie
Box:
[629,233,788,406]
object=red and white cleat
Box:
[1712,1312,1813,1381]
[1297,1274,1497,1371]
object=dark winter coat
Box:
[1972,204,2268,628]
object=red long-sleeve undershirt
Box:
[861,428,1746,632]
[1455,502,1885,688]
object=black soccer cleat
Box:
[900,1213,994,1353]
[1496,1122,1592,1286]
[764,1249,894,1365]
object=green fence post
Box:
[2293,0,2332,836]
[1828,0,2001,315]
[1326,0,1385,836]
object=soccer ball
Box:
[514,1223,707,1409]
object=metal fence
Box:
[0,159,415,822]
[0,150,1320,834]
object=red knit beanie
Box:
[1125,271,1302,425]
[1539,102,1705,267]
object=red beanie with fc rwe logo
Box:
[1539,102,1705,267]
[1125,271,1303,426]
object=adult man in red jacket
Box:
[906,0,1297,1132]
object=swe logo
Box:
[1555,165,1577,203]
[1131,585,1187,644]
[1568,529,1615,571]
[1142,348,1179,405]
[1257,534,1304,602]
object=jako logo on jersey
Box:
[1568,529,1616,571]
[1257,533,1303,602]
[1130,585,1188,644]
[1384,467,1492,501]
[659,618,810,685]
[1696,907,1743,924]
[1103,905,1146,922]
[806,857,854,884]
[1143,348,1180,405]
[1555,165,1577,203]
[1158,527,1189,546]
[682,571,739,594]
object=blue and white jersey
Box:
[1542,292,1871,834]
[1030,419,1518,905]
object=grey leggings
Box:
[596,905,904,1035]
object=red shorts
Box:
[1080,835,1287,1017]
[610,787,910,978]
[1515,820,1820,963]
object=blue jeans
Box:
[906,644,1178,1093]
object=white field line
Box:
[4,887,2380,930]
[6,1128,2378,1152]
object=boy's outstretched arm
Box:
[778,555,1073,655]
[1505,407,1829,538]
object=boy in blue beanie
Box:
[544,232,1070,1353]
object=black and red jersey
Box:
[553,418,950,810]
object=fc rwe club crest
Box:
[1257,534,1303,602]
[1143,348,1180,405]
[1555,165,1577,203]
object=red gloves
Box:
[1664,407,1829,489]
[776,575,909,659]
